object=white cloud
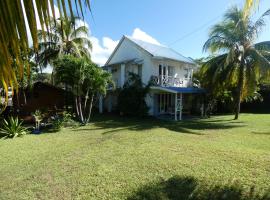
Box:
[131,28,161,45]
[90,36,119,66]
[90,28,161,66]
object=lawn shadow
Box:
[86,114,246,135]
[127,176,270,200]
[252,131,270,136]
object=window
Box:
[168,66,174,76]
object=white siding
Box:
[105,37,198,116]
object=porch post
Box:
[161,65,163,86]
[179,93,183,121]
[120,63,126,87]
[174,93,177,121]
[99,95,103,114]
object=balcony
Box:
[151,75,192,87]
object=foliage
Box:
[0,117,28,138]
[201,6,270,119]
[36,17,92,70]
[33,110,43,122]
[51,114,64,132]
[0,0,91,104]
[118,73,150,117]
[54,56,113,124]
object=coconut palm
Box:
[37,17,92,69]
[244,0,259,19]
[0,0,90,103]
[202,6,270,120]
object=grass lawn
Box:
[0,114,270,200]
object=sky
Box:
[79,0,270,66]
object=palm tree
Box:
[0,0,90,104]
[202,6,270,120]
[54,56,113,124]
[37,17,92,69]
[244,0,259,19]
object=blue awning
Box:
[150,86,206,94]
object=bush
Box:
[118,73,150,117]
[50,111,79,132]
[0,117,28,138]
[51,114,64,132]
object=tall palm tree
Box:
[0,0,90,104]
[37,17,92,69]
[202,6,270,120]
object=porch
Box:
[151,86,205,121]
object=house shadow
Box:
[127,176,270,200]
[81,114,246,135]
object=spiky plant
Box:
[0,117,28,138]
[202,6,270,120]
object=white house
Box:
[99,35,205,120]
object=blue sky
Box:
[81,0,270,65]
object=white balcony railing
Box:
[151,75,192,87]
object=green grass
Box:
[0,114,270,199]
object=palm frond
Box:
[0,0,91,104]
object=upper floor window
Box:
[159,64,174,77]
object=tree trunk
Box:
[234,60,245,120]
[78,96,84,124]
[84,89,89,110]
[86,94,94,123]
[64,83,68,111]
[23,91,27,105]
[75,96,80,118]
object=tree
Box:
[0,0,90,103]
[37,17,92,69]
[244,0,259,19]
[202,6,270,120]
[54,56,113,124]
[118,73,150,117]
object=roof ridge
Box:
[126,36,195,64]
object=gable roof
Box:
[105,35,195,65]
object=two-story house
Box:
[99,36,205,120]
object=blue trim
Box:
[161,86,206,94]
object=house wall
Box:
[105,37,198,116]
[107,38,156,86]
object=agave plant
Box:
[0,117,28,139]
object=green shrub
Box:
[51,114,64,132]
[62,111,79,127]
[118,73,150,117]
[0,117,28,138]
[51,118,63,131]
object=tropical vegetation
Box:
[37,17,92,70]
[200,6,270,120]
[0,117,28,138]
[0,0,91,102]
[118,73,150,117]
[54,56,113,124]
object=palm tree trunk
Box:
[75,96,80,118]
[23,91,27,105]
[234,61,245,120]
[78,96,84,123]
[86,94,94,123]
[84,89,89,110]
